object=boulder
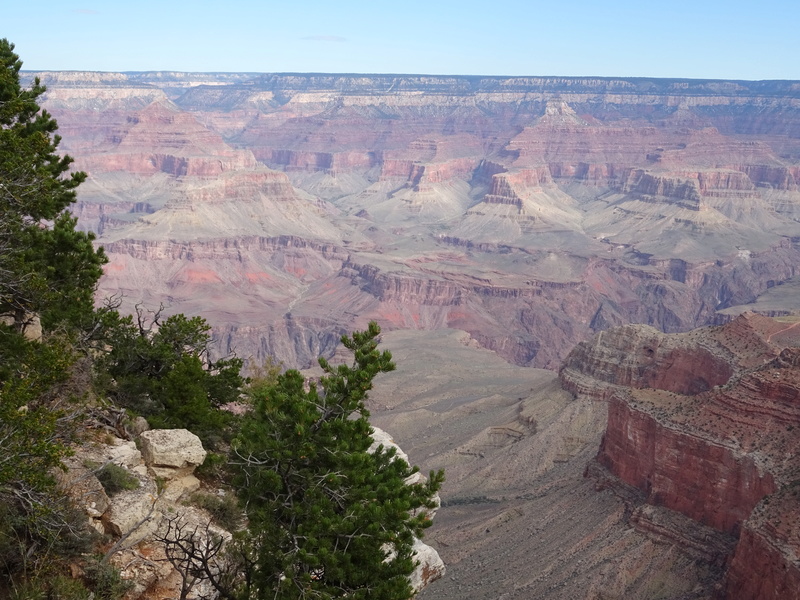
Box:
[410,537,446,592]
[160,474,202,504]
[128,415,150,436]
[111,543,174,599]
[56,458,110,519]
[105,439,144,470]
[139,429,207,480]
[102,476,160,543]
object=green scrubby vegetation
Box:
[91,462,141,497]
[0,38,442,600]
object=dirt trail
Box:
[767,320,800,343]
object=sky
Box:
[4,0,800,80]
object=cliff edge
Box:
[561,312,800,599]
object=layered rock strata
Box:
[563,313,800,599]
[28,71,800,370]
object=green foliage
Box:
[244,356,283,397]
[0,329,74,495]
[82,556,132,600]
[21,213,107,331]
[41,575,92,600]
[6,569,97,600]
[98,307,244,448]
[189,491,242,531]
[0,492,98,594]
[4,558,130,600]
[0,39,106,332]
[194,451,229,484]
[0,41,83,220]
[93,463,140,497]
[230,322,444,600]
[0,40,125,595]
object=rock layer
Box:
[564,314,800,599]
[26,71,800,370]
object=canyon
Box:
[30,72,800,369]
[368,314,800,599]
[28,71,800,598]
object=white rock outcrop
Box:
[139,428,207,479]
[106,439,146,475]
[57,458,111,521]
[410,537,447,593]
[370,426,445,589]
[101,476,159,542]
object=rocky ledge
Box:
[58,426,443,599]
[562,313,800,599]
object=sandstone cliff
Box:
[367,329,730,600]
[562,313,800,599]
[30,71,800,371]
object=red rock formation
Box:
[559,323,736,399]
[483,168,554,206]
[742,165,798,191]
[263,149,378,172]
[598,395,776,533]
[73,101,257,176]
[723,498,800,600]
[569,316,800,598]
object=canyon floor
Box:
[30,71,800,598]
[366,330,722,600]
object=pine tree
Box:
[0,39,108,593]
[98,307,244,448]
[0,37,106,500]
[0,38,106,332]
[231,322,444,600]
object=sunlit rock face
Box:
[62,426,441,598]
[31,71,800,369]
[565,313,800,600]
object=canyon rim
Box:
[31,70,800,598]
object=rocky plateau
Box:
[23,71,800,369]
[24,71,800,598]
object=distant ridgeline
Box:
[27,68,800,371]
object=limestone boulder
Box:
[106,439,145,471]
[102,475,160,543]
[56,457,110,520]
[111,542,174,599]
[410,537,446,592]
[160,474,202,504]
[139,429,207,480]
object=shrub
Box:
[93,463,139,496]
[194,451,228,484]
[45,575,92,600]
[82,557,131,600]
[189,492,241,531]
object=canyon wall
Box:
[563,313,800,599]
[27,71,800,368]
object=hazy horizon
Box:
[5,0,800,81]
[19,69,800,83]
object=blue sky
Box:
[4,0,799,80]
